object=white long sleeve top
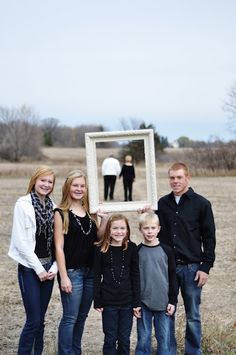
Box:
[102,157,121,176]
[8,194,58,275]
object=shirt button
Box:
[176,211,178,214]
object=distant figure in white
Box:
[102,155,121,201]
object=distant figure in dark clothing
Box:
[102,155,121,201]
[119,155,135,201]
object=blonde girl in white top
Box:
[8,166,57,355]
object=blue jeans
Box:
[58,268,94,355]
[17,263,54,355]
[135,304,171,355]
[170,263,202,355]
[102,305,133,355]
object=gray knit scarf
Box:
[30,191,54,257]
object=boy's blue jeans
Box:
[135,304,171,355]
[170,263,202,355]
[58,268,93,355]
[102,305,133,355]
[17,263,54,355]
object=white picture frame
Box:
[85,129,157,213]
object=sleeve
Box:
[49,261,58,274]
[161,244,178,306]
[101,160,106,176]
[49,208,62,274]
[93,246,103,308]
[130,243,141,308]
[116,160,121,175]
[10,201,45,275]
[132,166,135,179]
[119,165,124,178]
[199,200,216,273]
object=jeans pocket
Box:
[176,265,185,274]
[188,263,200,273]
[67,269,77,273]
[18,264,33,273]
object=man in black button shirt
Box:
[157,162,216,355]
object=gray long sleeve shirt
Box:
[138,243,177,311]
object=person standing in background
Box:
[102,154,121,201]
[119,155,135,201]
[157,162,216,355]
[8,166,57,355]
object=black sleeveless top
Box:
[55,208,97,269]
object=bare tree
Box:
[0,105,42,161]
[223,82,236,135]
[185,141,236,173]
[41,117,60,146]
[73,124,104,147]
[119,117,142,131]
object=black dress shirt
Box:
[156,187,216,274]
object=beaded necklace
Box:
[109,248,125,284]
[71,211,92,236]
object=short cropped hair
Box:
[139,211,160,229]
[168,162,190,176]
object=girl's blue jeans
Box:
[135,304,171,355]
[17,263,54,355]
[58,268,94,355]
[102,305,133,355]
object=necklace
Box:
[71,211,93,236]
[109,248,125,285]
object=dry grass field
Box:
[0,147,236,354]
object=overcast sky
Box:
[1,0,236,142]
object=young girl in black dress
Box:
[94,213,141,355]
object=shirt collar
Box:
[169,186,194,200]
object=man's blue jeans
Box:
[102,305,133,355]
[58,268,94,355]
[17,263,54,355]
[170,263,202,355]
[135,304,171,355]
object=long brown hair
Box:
[58,169,95,234]
[96,213,130,253]
[26,166,55,194]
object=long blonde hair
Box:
[96,213,130,253]
[58,169,95,234]
[26,166,56,194]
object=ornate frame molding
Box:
[85,129,157,213]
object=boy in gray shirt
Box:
[135,212,177,355]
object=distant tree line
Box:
[41,117,104,148]
[118,122,168,163]
[0,105,168,162]
[1,100,236,173]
